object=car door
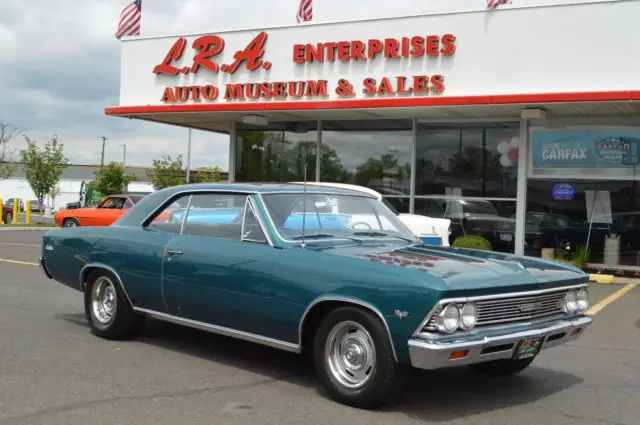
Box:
[160,192,291,342]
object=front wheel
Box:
[313,307,397,409]
[63,218,80,227]
[3,212,11,224]
[468,357,535,377]
[84,270,144,340]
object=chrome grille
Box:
[423,287,573,331]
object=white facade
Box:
[110,0,640,113]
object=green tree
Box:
[93,162,133,195]
[0,122,20,181]
[20,135,67,211]
[192,166,223,183]
[147,155,185,190]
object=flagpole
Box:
[185,128,192,183]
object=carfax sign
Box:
[530,129,640,179]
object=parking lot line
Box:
[0,243,40,247]
[0,258,38,266]
[586,283,637,316]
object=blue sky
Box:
[0,0,583,169]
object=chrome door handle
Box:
[166,249,183,256]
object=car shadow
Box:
[56,314,583,418]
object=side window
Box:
[147,194,192,234]
[182,193,248,240]
[124,199,134,209]
[242,202,268,244]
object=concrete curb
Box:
[589,274,615,284]
[0,227,53,231]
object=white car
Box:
[291,182,451,247]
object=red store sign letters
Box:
[154,31,457,104]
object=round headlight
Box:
[563,290,578,313]
[459,303,477,330]
[436,304,460,334]
[576,288,589,312]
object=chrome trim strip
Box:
[298,296,398,361]
[79,263,135,308]
[178,194,193,235]
[411,283,590,337]
[134,307,300,353]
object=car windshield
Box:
[260,193,417,242]
[452,200,499,216]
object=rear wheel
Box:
[313,307,397,409]
[468,358,535,377]
[84,270,144,340]
[63,218,80,227]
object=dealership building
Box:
[106,0,640,272]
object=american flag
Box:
[296,0,313,23]
[115,0,142,39]
[487,0,510,8]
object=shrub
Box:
[452,235,493,251]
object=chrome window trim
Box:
[139,188,373,228]
[256,192,417,245]
[79,263,135,308]
[178,194,193,235]
[411,282,589,337]
[140,189,259,227]
[241,196,273,246]
[298,296,398,361]
[133,307,300,353]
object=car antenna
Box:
[301,156,307,249]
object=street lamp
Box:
[119,144,127,168]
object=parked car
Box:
[53,192,150,227]
[3,197,24,212]
[2,203,14,224]
[40,183,592,409]
[293,181,452,246]
[29,199,43,213]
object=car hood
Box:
[318,243,586,293]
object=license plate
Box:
[500,233,513,242]
[513,335,544,360]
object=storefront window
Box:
[526,127,640,268]
[414,198,517,252]
[236,125,318,182]
[415,125,519,198]
[321,120,412,213]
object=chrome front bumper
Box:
[408,316,592,370]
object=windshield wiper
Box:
[352,231,415,243]
[291,233,363,243]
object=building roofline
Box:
[117,0,620,42]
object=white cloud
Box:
[0,0,585,168]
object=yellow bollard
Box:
[25,200,31,225]
[12,198,18,224]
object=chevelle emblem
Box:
[518,302,541,313]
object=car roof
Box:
[289,182,383,199]
[151,183,376,197]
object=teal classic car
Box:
[40,183,592,408]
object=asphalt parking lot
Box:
[0,231,638,425]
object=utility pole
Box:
[119,144,127,168]
[100,136,107,167]
[185,129,192,183]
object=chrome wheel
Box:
[91,277,117,325]
[64,219,78,227]
[325,320,377,390]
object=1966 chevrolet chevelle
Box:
[40,183,592,408]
